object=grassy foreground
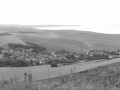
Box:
[1,62,120,90]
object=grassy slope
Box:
[36,62,120,90]
[0,32,26,45]
[18,30,120,53]
[52,30,120,50]
[17,34,89,53]
[0,35,26,45]
[0,25,120,53]
[0,60,120,90]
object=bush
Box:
[0,59,29,67]
[8,43,46,53]
[50,62,58,67]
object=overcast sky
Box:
[0,0,120,34]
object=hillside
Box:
[17,30,120,53]
[17,34,89,53]
[0,25,120,53]
[35,61,120,90]
[51,30,120,51]
[0,32,26,46]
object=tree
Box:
[30,60,34,66]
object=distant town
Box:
[0,43,119,67]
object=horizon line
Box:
[0,24,80,27]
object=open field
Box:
[1,25,120,53]
[0,58,120,81]
[17,30,120,53]
[36,61,120,90]
[0,59,120,90]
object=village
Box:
[0,43,119,67]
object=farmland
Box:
[1,25,120,53]
[37,60,120,90]
[0,58,120,90]
[0,58,120,81]
[0,25,120,90]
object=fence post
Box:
[59,72,62,85]
[48,69,51,86]
[73,65,76,80]
[73,65,76,90]
[71,68,73,79]
[2,72,5,90]
[37,81,39,90]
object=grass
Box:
[1,25,120,53]
[18,30,120,53]
[36,62,120,90]
[18,34,88,53]
[0,62,120,90]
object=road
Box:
[0,58,120,81]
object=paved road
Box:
[0,58,120,81]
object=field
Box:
[1,25,120,53]
[37,61,120,90]
[17,34,89,53]
[0,58,120,81]
[17,30,120,52]
[0,59,120,90]
[0,25,120,90]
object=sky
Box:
[0,0,120,34]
